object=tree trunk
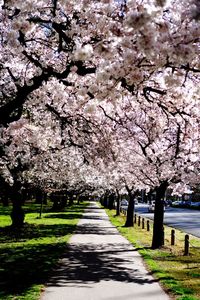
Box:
[102,191,109,208]
[124,192,135,227]
[2,194,9,206]
[69,196,74,206]
[60,196,67,209]
[11,193,25,228]
[39,196,43,218]
[151,181,168,249]
[116,190,120,216]
[35,189,42,204]
[43,193,47,205]
[142,190,147,203]
[108,194,115,210]
[51,195,60,211]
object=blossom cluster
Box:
[0,0,200,197]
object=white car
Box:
[148,201,155,212]
[148,200,166,212]
[120,199,129,206]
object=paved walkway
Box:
[41,202,170,300]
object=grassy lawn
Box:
[0,201,88,300]
[106,208,200,300]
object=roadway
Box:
[135,204,200,238]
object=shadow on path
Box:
[74,224,120,235]
[46,243,157,288]
[41,203,171,300]
[44,206,157,288]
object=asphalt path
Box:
[41,202,170,300]
[135,204,200,238]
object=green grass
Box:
[105,208,200,300]
[0,201,88,300]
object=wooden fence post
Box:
[138,216,141,227]
[184,234,189,255]
[142,218,145,229]
[147,220,150,231]
[171,229,175,246]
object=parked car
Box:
[120,199,138,206]
[171,200,183,207]
[164,199,172,207]
[172,200,191,208]
[120,199,129,207]
[190,201,200,208]
[148,200,166,212]
[148,201,155,212]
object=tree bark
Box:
[108,193,115,210]
[151,181,168,249]
[124,189,136,227]
[69,196,74,206]
[116,190,120,216]
[35,189,43,204]
[60,196,67,209]
[39,196,43,218]
[2,194,9,206]
[43,193,47,205]
[51,195,60,210]
[102,191,109,208]
[10,192,25,228]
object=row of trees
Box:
[0,0,200,248]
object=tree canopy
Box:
[0,0,200,211]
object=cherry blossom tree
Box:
[95,87,200,247]
[1,0,200,248]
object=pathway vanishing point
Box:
[41,202,170,300]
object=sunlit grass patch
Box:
[0,201,88,300]
[106,208,200,300]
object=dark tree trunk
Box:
[69,197,74,206]
[104,195,108,208]
[102,192,109,208]
[11,193,25,228]
[116,190,120,216]
[35,189,42,204]
[2,194,9,206]
[108,194,115,210]
[124,186,138,227]
[43,193,47,205]
[51,195,60,211]
[142,190,147,203]
[39,196,43,218]
[151,181,168,249]
[147,189,154,203]
[124,189,136,227]
[60,196,67,209]
[38,192,47,217]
